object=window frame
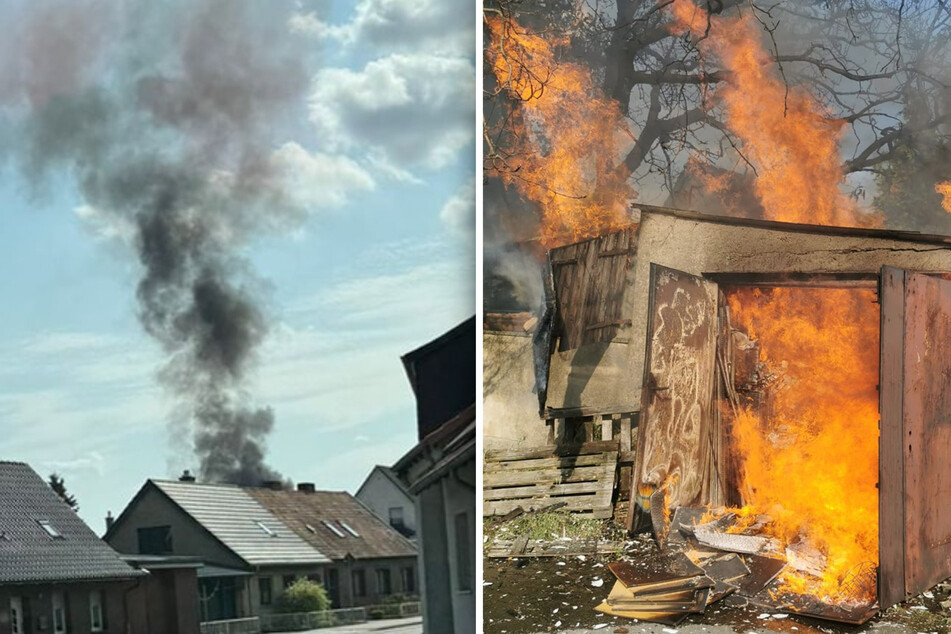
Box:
[454,511,472,592]
[376,568,392,596]
[52,591,67,634]
[352,569,367,598]
[258,576,273,606]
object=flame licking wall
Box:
[1,0,311,484]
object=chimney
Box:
[105,511,114,533]
[297,482,315,493]
[262,480,284,491]
[179,470,196,482]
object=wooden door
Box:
[879,267,951,604]
[628,265,718,531]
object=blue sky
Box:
[0,0,475,531]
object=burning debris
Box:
[1,0,310,484]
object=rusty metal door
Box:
[628,264,718,531]
[880,267,951,603]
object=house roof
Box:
[393,404,476,494]
[247,488,417,561]
[355,465,413,501]
[150,480,329,567]
[0,462,143,584]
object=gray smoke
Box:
[3,0,312,485]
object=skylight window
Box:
[323,520,346,538]
[38,520,63,539]
[255,521,277,537]
[340,521,360,538]
[305,523,317,534]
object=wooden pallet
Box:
[483,441,619,519]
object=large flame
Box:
[485,15,631,247]
[726,286,880,603]
[669,1,868,227]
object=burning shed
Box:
[515,203,951,620]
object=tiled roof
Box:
[0,462,143,584]
[151,480,329,566]
[247,489,417,561]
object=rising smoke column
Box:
[2,0,312,484]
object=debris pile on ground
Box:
[596,506,879,626]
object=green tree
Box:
[48,473,79,513]
[273,578,331,614]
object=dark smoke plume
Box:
[2,0,313,484]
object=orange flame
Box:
[485,15,631,247]
[726,287,879,603]
[668,1,870,227]
[936,181,951,214]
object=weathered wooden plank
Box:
[485,441,620,462]
[901,272,951,597]
[484,492,614,517]
[879,266,905,607]
[483,481,605,501]
[484,464,609,488]
[601,416,613,441]
[585,319,633,331]
[483,454,609,475]
[510,535,529,555]
[619,416,632,453]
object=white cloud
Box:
[270,142,375,210]
[41,452,106,477]
[309,54,475,172]
[440,177,475,236]
[291,0,474,56]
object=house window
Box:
[376,569,392,595]
[259,577,272,606]
[322,520,346,538]
[454,511,472,592]
[137,525,172,555]
[10,597,23,634]
[52,592,67,634]
[89,590,105,632]
[352,570,366,597]
[38,520,64,539]
[401,567,415,593]
[388,507,404,529]
[283,575,297,589]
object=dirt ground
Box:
[482,518,951,634]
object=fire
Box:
[936,181,951,213]
[485,14,631,248]
[668,1,868,227]
[726,286,879,603]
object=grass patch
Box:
[485,510,605,541]
[887,606,951,634]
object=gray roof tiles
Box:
[0,462,143,584]
[151,480,329,566]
